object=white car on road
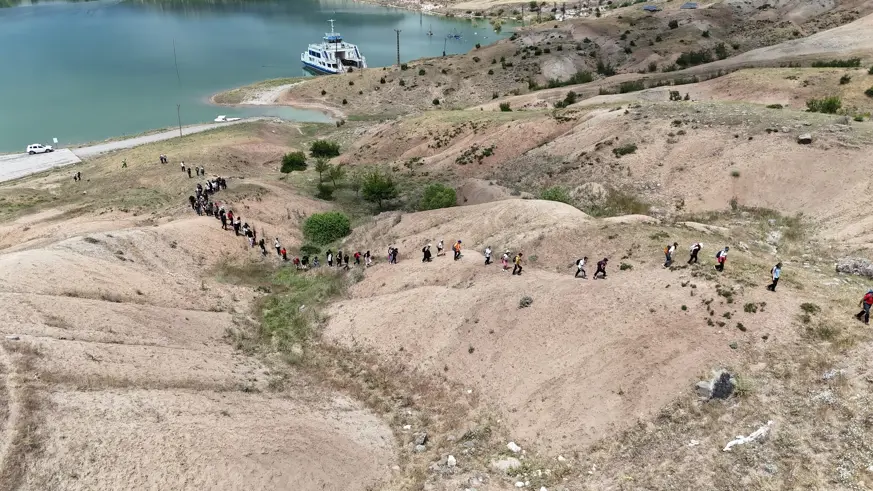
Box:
[26,143,54,155]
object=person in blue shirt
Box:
[767,262,782,291]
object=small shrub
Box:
[380,76,386,84]
[303,211,350,244]
[280,151,307,173]
[840,74,852,85]
[341,98,348,105]
[597,61,616,76]
[519,295,534,308]
[806,96,842,114]
[310,139,341,158]
[737,322,746,332]
[810,58,860,68]
[315,183,334,200]
[655,35,663,42]
[619,80,645,93]
[320,89,327,96]
[488,69,494,75]
[648,62,658,73]
[432,98,440,105]
[492,92,499,99]
[419,183,457,210]
[473,56,481,63]
[399,79,406,87]
[620,263,633,271]
[418,68,426,75]
[400,63,409,70]
[475,43,481,49]
[668,20,679,29]
[730,170,740,178]
[800,302,821,315]
[714,42,728,60]
[539,186,572,204]
[612,143,638,157]
[499,102,512,112]
[766,103,783,109]
[702,30,710,38]
[681,305,687,311]
[676,49,714,68]
[743,302,758,314]
[865,87,873,98]
[869,66,873,74]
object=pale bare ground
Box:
[0,122,397,491]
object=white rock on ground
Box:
[507,441,522,453]
[447,455,457,467]
[491,457,522,473]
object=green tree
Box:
[361,169,399,210]
[327,164,347,189]
[314,158,330,183]
[419,183,457,210]
[302,211,351,244]
[280,152,307,173]
[310,139,341,158]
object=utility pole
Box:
[177,104,182,138]
[394,29,402,66]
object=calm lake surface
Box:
[0,0,511,153]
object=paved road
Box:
[0,150,82,183]
[0,118,258,184]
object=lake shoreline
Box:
[210,80,346,121]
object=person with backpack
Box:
[502,250,510,272]
[343,254,350,269]
[326,249,334,267]
[664,242,678,268]
[282,248,288,262]
[453,240,463,261]
[512,252,524,275]
[365,250,372,267]
[767,262,782,291]
[593,258,608,279]
[436,240,445,257]
[258,238,267,256]
[422,244,432,262]
[354,251,361,266]
[575,257,588,279]
[855,289,873,325]
[688,242,702,264]
[715,246,729,272]
[484,246,492,265]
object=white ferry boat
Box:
[301,20,367,75]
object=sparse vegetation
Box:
[810,58,860,68]
[302,211,351,244]
[519,295,534,308]
[613,143,638,157]
[419,183,457,210]
[766,103,784,109]
[865,87,873,98]
[499,102,512,112]
[281,152,307,173]
[800,302,821,315]
[619,81,645,93]
[839,74,852,85]
[539,186,572,204]
[668,20,678,29]
[676,49,714,68]
[310,139,341,158]
[583,187,650,217]
[620,263,633,271]
[806,96,842,114]
[360,168,399,210]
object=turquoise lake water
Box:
[0,0,511,153]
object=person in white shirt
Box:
[484,246,492,265]
[575,257,588,279]
[664,242,678,267]
[688,242,702,264]
[767,262,782,291]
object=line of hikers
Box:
[189,177,228,216]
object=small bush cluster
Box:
[419,183,457,210]
[539,186,572,203]
[310,139,341,158]
[499,102,512,112]
[280,152,307,173]
[613,143,638,157]
[811,58,860,68]
[806,96,842,114]
[302,211,351,244]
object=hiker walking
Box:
[422,244,433,262]
[664,242,678,268]
[258,238,267,256]
[484,246,492,265]
[715,246,729,272]
[856,289,873,325]
[365,250,372,267]
[354,251,361,266]
[301,256,310,269]
[327,249,334,267]
[121,159,128,169]
[767,262,782,291]
[453,240,463,261]
[437,240,445,257]
[274,238,281,257]
[282,248,288,261]
[512,252,524,275]
[181,161,186,173]
[234,217,241,236]
[575,256,588,279]
[220,211,228,230]
[187,167,192,178]
[593,258,608,279]
[502,250,510,272]
[337,251,344,267]
[343,254,350,269]
[688,242,702,264]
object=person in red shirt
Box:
[856,289,873,325]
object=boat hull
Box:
[302,60,340,75]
